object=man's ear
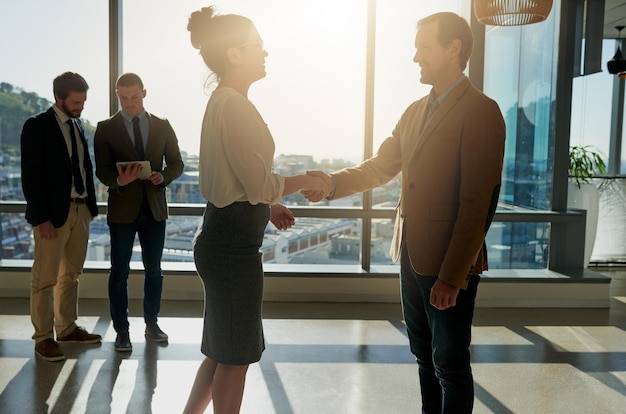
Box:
[448,39,462,57]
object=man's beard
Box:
[61,101,81,119]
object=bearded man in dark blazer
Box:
[94,72,184,352]
[304,13,506,413]
[21,71,101,362]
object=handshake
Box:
[301,170,334,202]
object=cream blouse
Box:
[198,87,285,207]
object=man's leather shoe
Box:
[57,326,102,344]
[35,338,65,361]
[145,323,168,342]
[115,331,132,352]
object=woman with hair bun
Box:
[183,6,328,413]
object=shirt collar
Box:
[52,104,72,124]
[121,110,147,122]
[429,74,466,107]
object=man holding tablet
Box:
[94,72,184,352]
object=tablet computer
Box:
[116,160,152,179]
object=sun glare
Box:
[1,0,467,163]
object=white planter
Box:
[592,178,626,262]
[567,181,600,267]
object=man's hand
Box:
[37,221,57,240]
[146,171,164,185]
[270,203,295,230]
[302,170,333,202]
[430,278,461,310]
[117,162,143,186]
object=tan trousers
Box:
[30,203,91,343]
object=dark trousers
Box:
[400,241,479,414]
[108,200,166,333]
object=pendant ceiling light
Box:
[474,0,554,26]
[608,26,626,75]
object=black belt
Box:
[70,198,86,204]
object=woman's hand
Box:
[270,203,295,230]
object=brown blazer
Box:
[94,111,184,223]
[330,77,505,289]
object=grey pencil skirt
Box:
[193,201,270,365]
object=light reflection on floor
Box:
[0,267,626,413]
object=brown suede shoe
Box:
[35,338,65,361]
[57,327,102,344]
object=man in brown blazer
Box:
[305,12,505,413]
[94,73,184,352]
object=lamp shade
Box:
[608,26,626,75]
[608,48,626,74]
[474,0,554,26]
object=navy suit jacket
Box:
[21,107,98,227]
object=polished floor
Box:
[1,268,626,413]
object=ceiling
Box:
[604,0,626,38]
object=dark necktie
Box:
[427,99,440,121]
[420,98,440,134]
[67,119,85,195]
[133,116,145,159]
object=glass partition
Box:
[487,221,550,269]
[484,12,559,211]
[570,40,613,165]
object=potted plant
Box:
[568,145,606,266]
[569,145,607,188]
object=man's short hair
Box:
[116,72,144,90]
[53,72,89,100]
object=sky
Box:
[1,0,464,163]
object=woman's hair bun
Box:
[188,6,217,49]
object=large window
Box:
[570,40,614,165]
[122,0,368,167]
[484,16,558,211]
[0,0,109,261]
[0,1,109,148]
[1,0,585,272]
[570,37,626,264]
[482,1,560,268]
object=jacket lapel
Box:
[73,119,92,169]
[46,108,72,164]
[113,112,139,157]
[406,99,430,160]
[75,119,88,145]
[409,78,471,161]
[145,112,154,159]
